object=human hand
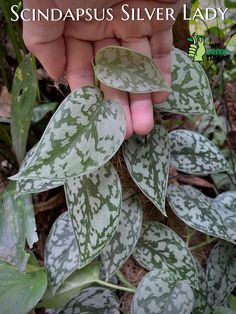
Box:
[23,0,182,138]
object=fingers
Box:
[65,38,94,90]
[121,37,154,135]
[150,29,173,104]
[23,0,66,79]
[94,39,133,139]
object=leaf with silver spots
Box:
[64,163,122,268]
[95,46,170,93]
[169,130,229,175]
[101,196,142,280]
[123,125,170,216]
[132,221,197,287]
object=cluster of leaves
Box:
[1,44,236,314]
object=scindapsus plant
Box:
[1,46,236,314]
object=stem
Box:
[32,56,41,103]
[96,280,136,294]
[116,270,136,290]
[190,237,217,251]
[185,226,192,247]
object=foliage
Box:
[0,20,236,314]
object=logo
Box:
[187,32,231,62]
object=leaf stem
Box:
[116,270,136,290]
[96,279,136,294]
[32,55,41,103]
[190,237,217,251]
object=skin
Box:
[23,0,182,138]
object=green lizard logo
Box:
[187,33,206,62]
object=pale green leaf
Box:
[101,196,142,280]
[123,125,170,216]
[95,46,170,93]
[64,162,122,268]
[228,295,236,311]
[32,102,58,123]
[0,258,47,314]
[21,195,38,248]
[0,184,28,271]
[206,243,236,308]
[214,307,236,314]
[45,212,80,293]
[167,185,235,242]
[131,270,194,314]
[169,130,229,174]
[51,287,120,314]
[156,48,215,116]
[11,86,126,180]
[133,221,198,287]
[39,264,100,309]
[11,54,37,164]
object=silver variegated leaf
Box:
[45,212,79,293]
[95,46,170,93]
[32,102,58,123]
[16,145,63,196]
[169,130,229,174]
[155,48,215,116]
[11,86,126,180]
[206,243,236,309]
[193,261,211,314]
[123,125,170,216]
[101,196,142,280]
[64,163,122,268]
[131,270,194,314]
[167,185,235,242]
[52,287,120,314]
[133,221,198,287]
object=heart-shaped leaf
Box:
[0,183,37,272]
[45,212,79,293]
[132,221,198,287]
[131,270,194,314]
[167,185,235,242]
[39,264,100,309]
[64,162,122,268]
[206,243,236,308]
[51,287,120,314]
[155,48,215,116]
[101,195,142,280]
[123,125,170,216]
[0,257,47,314]
[169,130,229,174]
[11,54,37,164]
[95,46,170,93]
[11,86,126,180]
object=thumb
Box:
[23,0,66,80]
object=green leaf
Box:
[101,196,142,280]
[206,243,236,309]
[214,307,236,314]
[51,287,120,314]
[64,162,122,268]
[131,270,194,314]
[32,102,58,123]
[167,185,235,242]
[123,125,170,216]
[0,183,37,272]
[11,86,126,180]
[169,130,229,174]
[132,221,198,287]
[155,48,215,116]
[45,212,80,293]
[225,0,236,8]
[0,258,47,314]
[228,295,236,311]
[11,54,37,164]
[39,264,100,309]
[94,46,170,93]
